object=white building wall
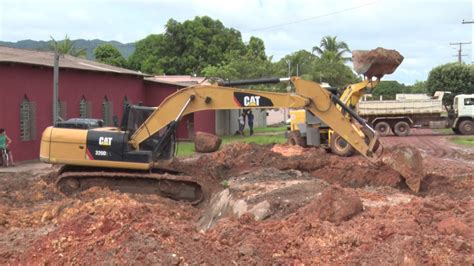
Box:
[267,108,289,125]
[215,109,267,136]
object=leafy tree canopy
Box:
[370,80,408,100]
[94,44,126,67]
[128,16,245,75]
[426,63,474,108]
[427,63,474,95]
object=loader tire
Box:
[458,120,474,135]
[374,121,390,136]
[393,121,410,137]
[330,132,354,157]
[287,131,307,147]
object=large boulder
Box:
[194,131,222,153]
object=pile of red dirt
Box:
[1,142,473,264]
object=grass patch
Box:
[175,128,287,157]
[450,136,474,146]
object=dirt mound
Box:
[305,185,363,224]
[2,140,473,264]
[204,195,472,264]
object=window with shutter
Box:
[79,96,91,118]
[19,96,36,141]
[102,96,113,126]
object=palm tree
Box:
[312,36,351,63]
[49,35,87,58]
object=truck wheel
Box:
[287,131,307,147]
[330,132,354,157]
[374,121,390,136]
[458,120,474,135]
[393,121,410,136]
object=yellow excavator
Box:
[40,48,418,203]
[288,48,404,156]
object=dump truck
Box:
[358,92,474,136]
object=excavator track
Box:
[55,166,203,204]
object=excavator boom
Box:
[130,77,379,160]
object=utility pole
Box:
[285,59,291,77]
[450,42,471,63]
[53,51,59,125]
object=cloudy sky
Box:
[0,0,472,84]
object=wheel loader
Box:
[288,48,404,156]
[40,49,423,203]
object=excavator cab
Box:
[120,104,177,160]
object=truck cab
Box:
[453,94,474,134]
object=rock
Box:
[249,201,271,221]
[311,185,363,224]
[194,132,222,153]
[238,244,255,257]
[436,217,471,237]
[41,211,53,223]
[352,47,404,79]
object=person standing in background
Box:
[0,128,14,166]
[247,110,254,136]
[238,113,246,136]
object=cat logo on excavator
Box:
[98,137,113,146]
[244,96,261,106]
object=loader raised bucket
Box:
[352,48,404,79]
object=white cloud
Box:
[0,0,472,83]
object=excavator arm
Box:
[130,77,379,161]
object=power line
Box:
[450,42,471,63]
[244,2,377,33]
[462,19,474,24]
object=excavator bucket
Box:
[381,145,425,192]
[352,48,404,79]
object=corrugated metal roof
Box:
[144,75,210,87]
[0,46,146,76]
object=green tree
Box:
[94,44,126,67]
[128,34,167,74]
[312,36,350,63]
[427,63,474,109]
[202,37,273,82]
[128,16,246,75]
[370,80,408,100]
[49,35,87,57]
[273,50,316,77]
[407,80,428,93]
[310,58,359,87]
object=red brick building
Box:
[0,47,215,161]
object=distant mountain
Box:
[0,39,135,60]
